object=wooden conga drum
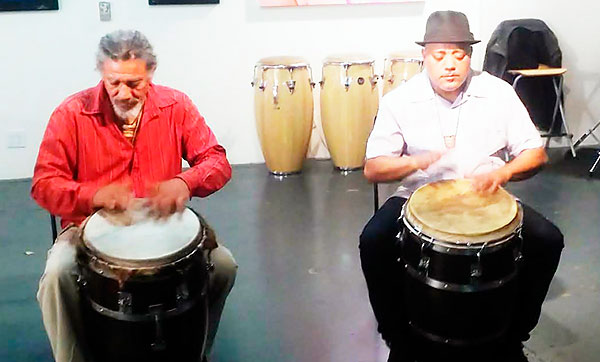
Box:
[320,55,379,171]
[253,56,314,176]
[382,53,422,95]
[399,179,523,346]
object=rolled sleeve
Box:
[504,87,544,157]
[366,97,406,159]
[178,97,232,197]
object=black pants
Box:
[359,196,564,345]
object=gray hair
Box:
[96,30,157,71]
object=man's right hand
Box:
[91,182,133,211]
[412,151,444,170]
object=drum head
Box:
[257,56,309,67]
[82,206,201,264]
[408,179,518,236]
[323,53,374,65]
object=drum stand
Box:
[573,119,600,176]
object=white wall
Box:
[1,0,599,179]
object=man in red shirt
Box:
[32,30,236,362]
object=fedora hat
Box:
[416,11,480,46]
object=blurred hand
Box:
[146,178,190,218]
[469,168,511,194]
[92,181,133,211]
[412,151,444,170]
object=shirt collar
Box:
[81,81,177,118]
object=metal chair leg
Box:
[590,151,600,177]
[50,214,58,244]
[373,183,379,214]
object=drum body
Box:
[399,180,523,346]
[253,56,314,175]
[382,55,422,95]
[320,55,379,170]
[77,206,209,362]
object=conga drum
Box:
[399,179,523,346]
[77,205,211,362]
[253,56,314,176]
[320,55,379,171]
[382,53,422,95]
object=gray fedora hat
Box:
[416,11,480,46]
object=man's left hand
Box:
[469,168,512,194]
[146,178,191,217]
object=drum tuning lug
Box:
[285,79,296,93]
[310,81,316,88]
[470,265,482,279]
[319,80,324,88]
[344,77,351,91]
[258,81,266,91]
[250,81,254,87]
[117,291,133,314]
[387,75,395,84]
[272,84,279,105]
[176,283,190,303]
[369,75,379,88]
[418,256,430,272]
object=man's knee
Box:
[209,245,238,293]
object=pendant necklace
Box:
[434,94,462,149]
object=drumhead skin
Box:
[82,206,201,264]
[257,56,309,68]
[323,53,375,65]
[407,179,518,237]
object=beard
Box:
[112,100,143,122]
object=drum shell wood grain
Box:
[254,64,314,174]
[320,60,378,170]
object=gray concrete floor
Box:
[0,148,599,362]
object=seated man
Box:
[359,11,564,362]
[31,30,237,362]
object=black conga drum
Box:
[77,204,210,362]
[399,179,523,347]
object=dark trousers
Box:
[359,196,564,345]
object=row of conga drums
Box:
[252,54,423,175]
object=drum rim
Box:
[400,202,524,253]
[322,59,375,66]
[255,63,311,70]
[385,57,423,63]
[80,207,205,269]
[407,179,519,237]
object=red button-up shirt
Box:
[31,82,232,228]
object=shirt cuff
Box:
[77,183,98,214]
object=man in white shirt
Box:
[359,11,563,362]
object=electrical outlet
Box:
[7,130,26,149]
[99,2,111,22]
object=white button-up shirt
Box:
[366,70,543,198]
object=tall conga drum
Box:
[382,53,423,95]
[320,55,379,171]
[77,205,211,362]
[253,56,314,176]
[400,179,522,347]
